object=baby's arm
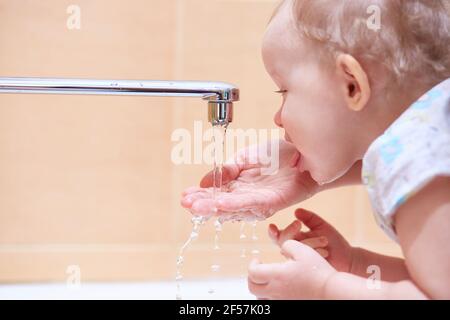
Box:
[323,176,450,299]
[350,247,410,282]
[323,270,427,299]
[395,176,450,298]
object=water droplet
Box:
[190,231,198,239]
[211,264,220,272]
[214,219,222,231]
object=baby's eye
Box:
[274,89,287,95]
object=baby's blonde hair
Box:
[289,0,450,88]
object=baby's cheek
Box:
[282,118,302,143]
[282,109,309,141]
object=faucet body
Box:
[0,77,239,125]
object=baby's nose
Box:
[273,108,283,128]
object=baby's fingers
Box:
[215,193,261,212]
[190,198,217,216]
[278,220,302,245]
[181,186,205,196]
[268,224,279,243]
[269,221,302,246]
[200,164,240,188]
[300,237,329,258]
[300,236,328,249]
[180,190,211,209]
[316,248,329,258]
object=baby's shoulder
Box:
[361,78,450,241]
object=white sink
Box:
[0,277,255,300]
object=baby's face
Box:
[262,0,362,184]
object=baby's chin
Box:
[308,161,352,186]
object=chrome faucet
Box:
[0,77,239,125]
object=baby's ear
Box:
[336,54,371,111]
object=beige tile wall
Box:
[0,0,402,283]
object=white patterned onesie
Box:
[362,79,450,241]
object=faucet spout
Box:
[0,77,239,125]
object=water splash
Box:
[176,123,228,299]
[239,221,247,259]
[208,123,227,296]
[175,215,205,300]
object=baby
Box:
[181,0,450,299]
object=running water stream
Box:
[176,123,228,300]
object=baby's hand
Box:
[268,208,354,273]
[248,240,336,299]
[181,140,319,221]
